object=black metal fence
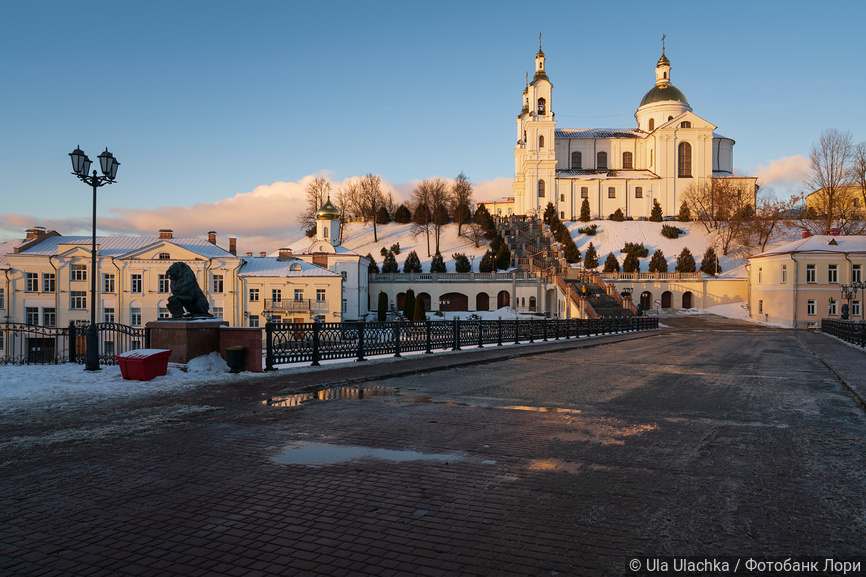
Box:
[0,322,150,366]
[265,316,658,369]
[820,319,866,348]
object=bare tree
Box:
[683,177,756,255]
[450,172,474,236]
[738,194,796,252]
[804,128,863,234]
[410,179,436,256]
[853,141,866,213]
[296,177,331,232]
[357,173,386,242]
[428,179,450,254]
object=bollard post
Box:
[529,319,535,343]
[497,317,503,346]
[311,321,321,366]
[265,322,276,371]
[453,317,461,351]
[356,319,367,362]
[425,319,433,354]
[514,318,520,345]
[394,319,402,357]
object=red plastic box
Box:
[116,349,171,381]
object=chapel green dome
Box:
[316,198,341,220]
[639,83,688,107]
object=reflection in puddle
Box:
[503,405,581,414]
[275,442,461,465]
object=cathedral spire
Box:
[655,34,671,84]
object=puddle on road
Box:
[264,386,580,414]
[274,442,461,465]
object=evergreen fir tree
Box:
[403,250,422,273]
[479,249,494,272]
[366,253,379,274]
[611,208,625,222]
[584,242,599,269]
[490,233,503,254]
[413,295,426,321]
[564,242,581,264]
[377,292,388,322]
[622,252,640,273]
[403,289,415,319]
[700,247,721,276]
[474,204,496,238]
[382,250,398,273]
[430,252,447,273]
[579,197,591,222]
[412,203,430,224]
[675,247,696,273]
[452,253,471,273]
[678,201,691,222]
[390,242,400,255]
[376,206,391,224]
[603,253,620,273]
[380,246,388,257]
[543,202,556,225]
[650,200,663,222]
[494,244,511,271]
[648,250,668,273]
[394,204,412,224]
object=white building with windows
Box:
[511,43,756,220]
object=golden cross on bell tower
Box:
[662,33,666,55]
[539,31,542,49]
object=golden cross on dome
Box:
[662,33,666,55]
[539,31,542,49]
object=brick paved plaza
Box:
[2,315,865,576]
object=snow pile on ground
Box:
[672,301,792,328]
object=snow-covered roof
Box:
[13,235,235,259]
[0,238,27,268]
[749,235,866,259]
[239,257,340,277]
[556,128,645,140]
[556,169,659,180]
[297,244,362,257]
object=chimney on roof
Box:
[208,231,217,244]
[828,227,842,236]
[802,229,811,239]
[25,226,47,239]
[260,252,267,258]
[278,248,293,260]
[229,237,237,255]
[246,252,254,257]
[159,229,173,239]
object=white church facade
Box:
[512,43,756,220]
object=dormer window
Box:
[289,263,302,271]
[537,98,546,115]
[680,121,691,128]
[158,252,170,260]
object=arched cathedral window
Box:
[538,180,546,198]
[539,135,544,148]
[681,121,691,128]
[571,151,581,169]
[537,98,546,115]
[597,152,607,170]
[678,142,692,177]
[648,118,655,131]
[622,152,633,169]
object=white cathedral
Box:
[511,42,756,220]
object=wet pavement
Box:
[2,314,866,576]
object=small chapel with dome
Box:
[511,39,756,220]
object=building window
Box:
[560,211,565,219]
[158,274,169,293]
[43,308,56,327]
[104,308,115,323]
[342,299,347,312]
[581,187,588,199]
[26,307,39,325]
[103,274,115,293]
[272,289,282,302]
[71,291,87,309]
[635,187,643,199]
[828,264,838,284]
[806,264,815,283]
[529,296,537,311]
[249,315,259,328]
[678,142,692,177]
[249,288,259,302]
[608,187,616,199]
[131,308,142,326]
[43,273,55,293]
[294,289,304,301]
[854,264,862,283]
[781,264,787,284]
[597,152,607,170]
[758,267,763,284]
[316,289,326,302]
[538,180,545,198]
[131,274,142,293]
[26,273,38,292]
[539,135,545,148]
[213,274,224,293]
[71,264,87,281]
[158,307,170,319]
[571,151,582,169]
[681,121,691,128]
[648,118,655,131]
[323,227,329,238]
[622,152,633,169]
[853,301,861,317]
[560,193,565,202]
[0,288,5,309]
[829,300,837,316]
[158,252,170,260]
[213,307,223,319]
[290,263,302,271]
[807,300,816,316]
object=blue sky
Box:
[2,0,865,252]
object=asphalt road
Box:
[1,314,865,576]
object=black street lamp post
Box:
[840,282,863,321]
[68,146,120,371]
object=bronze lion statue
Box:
[165,262,212,319]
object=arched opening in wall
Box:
[529,296,537,312]
[571,151,582,169]
[678,142,692,177]
[622,151,633,169]
[538,180,545,198]
[648,118,655,131]
[682,291,693,309]
[539,135,545,148]
[597,151,608,170]
[680,121,691,128]
[396,292,406,310]
[640,291,652,310]
[537,97,546,115]
[417,292,432,314]
[476,293,489,312]
[439,292,468,312]
[497,290,511,308]
[661,291,673,309]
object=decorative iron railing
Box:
[264,316,659,369]
[0,321,149,365]
[820,319,866,348]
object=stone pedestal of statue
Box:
[146,319,229,364]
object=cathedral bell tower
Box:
[514,37,557,217]
[315,197,341,247]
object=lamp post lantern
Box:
[840,283,860,321]
[69,146,120,370]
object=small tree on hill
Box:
[611,208,625,222]
[543,202,556,225]
[650,199,663,222]
[678,200,691,222]
[452,253,472,273]
[430,252,447,273]
[413,295,426,321]
[479,249,494,272]
[366,253,379,274]
[377,291,388,321]
[623,252,640,273]
[583,242,599,269]
[382,250,398,273]
[403,250,422,273]
[494,243,511,270]
[675,247,696,273]
[648,250,668,273]
[376,205,391,225]
[403,289,415,319]
[394,204,412,224]
[700,247,721,276]
[603,253,620,273]
[579,197,591,222]
[564,242,581,264]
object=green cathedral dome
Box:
[639,83,688,107]
[316,198,341,220]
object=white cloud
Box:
[753,155,810,199]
